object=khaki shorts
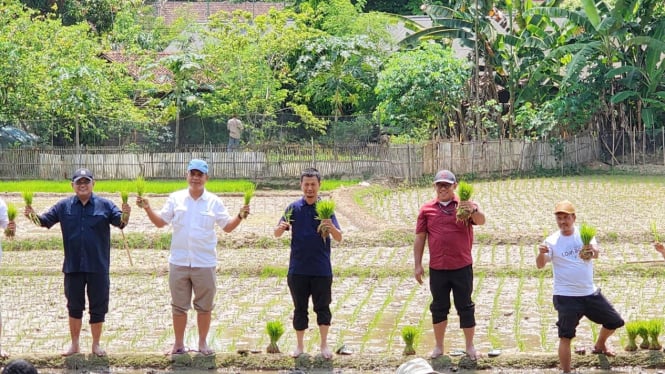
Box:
[169,264,217,314]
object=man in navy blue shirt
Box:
[274,168,342,359]
[25,168,130,357]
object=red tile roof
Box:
[155,1,286,25]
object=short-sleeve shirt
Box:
[159,189,231,268]
[40,194,125,273]
[415,196,474,270]
[279,197,340,277]
[542,227,597,296]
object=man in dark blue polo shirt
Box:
[274,167,342,360]
[24,168,131,357]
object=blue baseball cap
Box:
[187,159,208,174]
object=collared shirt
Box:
[39,193,125,274]
[279,197,340,276]
[159,188,231,267]
[415,196,475,270]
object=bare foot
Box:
[321,346,333,359]
[430,347,443,359]
[92,344,106,357]
[164,345,189,356]
[197,344,215,356]
[465,347,481,360]
[62,344,80,357]
[290,348,304,358]
[0,349,8,359]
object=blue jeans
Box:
[227,137,240,152]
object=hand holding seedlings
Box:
[4,203,17,238]
[578,222,597,261]
[136,196,149,209]
[23,205,41,227]
[237,205,250,220]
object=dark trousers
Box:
[64,272,109,323]
[429,265,476,327]
[287,274,333,331]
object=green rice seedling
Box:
[265,320,285,353]
[315,199,335,239]
[22,191,41,226]
[4,203,17,238]
[579,222,597,261]
[456,181,474,222]
[648,319,663,350]
[281,207,293,231]
[401,326,419,355]
[120,190,129,223]
[135,176,146,208]
[637,321,650,349]
[651,221,660,243]
[240,184,255,219]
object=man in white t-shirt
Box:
[536,200,624,374]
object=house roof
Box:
[154,1,286,25]
[101,51,174,84]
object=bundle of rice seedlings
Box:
[456,181,474,222]
[135,176,146,208]
[315,199,336,239]
[624,321,640,351]
[241,184,255,219]
[4,203,17,238]
[579,222,597,261]
[648,319,663,350]
[282,207,293,231]
[638,322,650,349]
[22,191,40,226]
[120,190,129,223]
[401,326,419,356]
[265,320,285,354]
[651,221,660,243]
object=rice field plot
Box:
[2,175,665,370]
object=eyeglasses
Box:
[435,182,454,189]
[75,179,92,185]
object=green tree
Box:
[375,42,471,140]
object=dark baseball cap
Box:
[433,169,456,184]
[72,168,94,182]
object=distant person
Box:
[537,200,624,374]
[24,168,131,357]
[137,159,249,356]
[413,169,485,360]
[227,114,243,152]
[1,359,38,374]
[0,197,16,359]
[274,168,342,359]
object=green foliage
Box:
[457,181,473,201]
[579,222,597,245]
[401,326,419,355]
[375,43,471,140]
[315,199,336,219]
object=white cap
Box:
[396,358,439,374]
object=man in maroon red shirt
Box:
[413,169,486,360]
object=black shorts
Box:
[553,289,624,339]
